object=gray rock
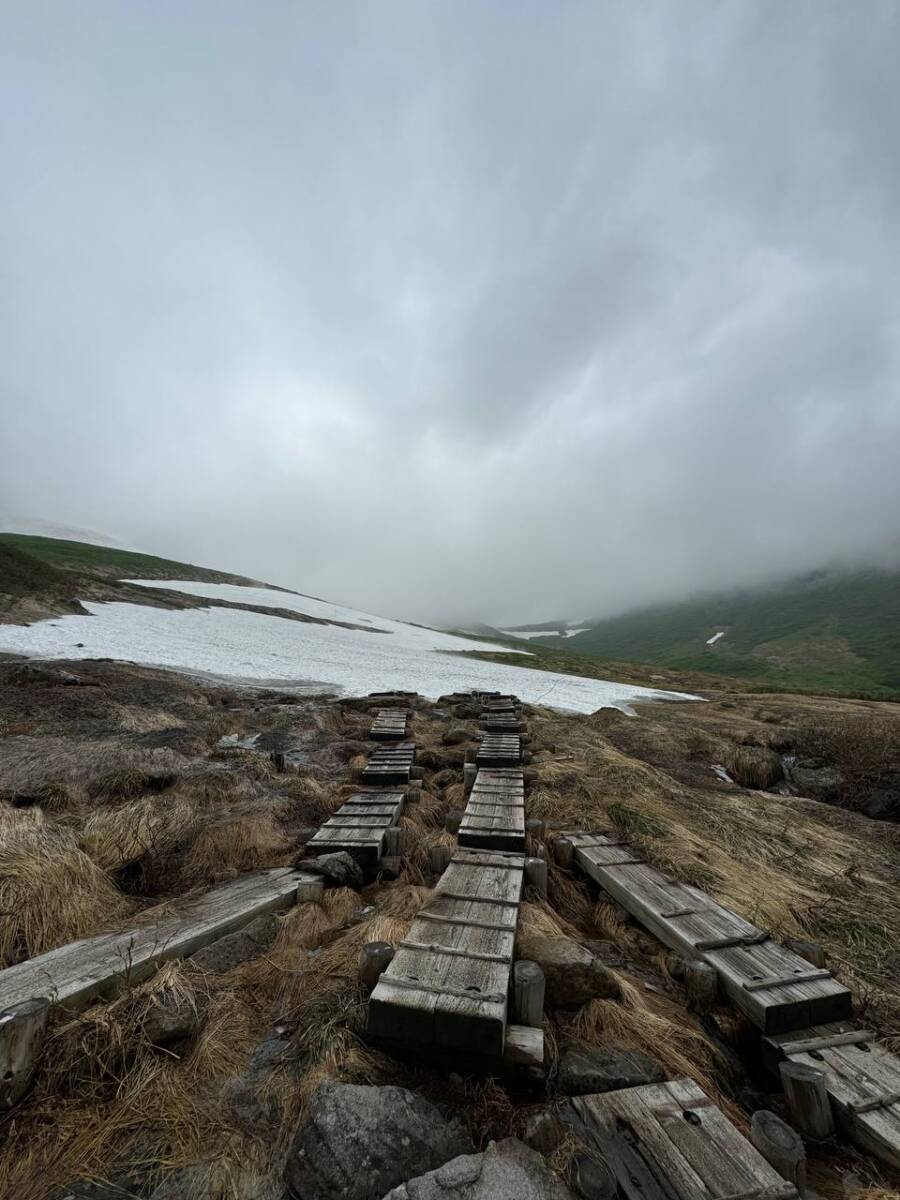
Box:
[522,1109,563,1153]
[284,1082,471,1200]
[381,1138,576,1200]
[521,936,621,1008]
[142,991,201,1046]
[442,727,471,746]
[557,1045,665,1096]
[786,759,843,802]
[302,851,365,890]
[859,770,900,821]
[190,914,279,973]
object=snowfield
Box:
[0,580,698,713]
[499,627,592,640]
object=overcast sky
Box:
[2,2,899,625]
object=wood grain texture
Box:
[764,1023,900,1170]
[307,790,406,864]
[563,829,851,1034]
[368,849,525,1056]
[0,868,323,1015]
[568,1078,799,1200]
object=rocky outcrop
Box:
[284,1083,472,1200]
[518,936,621,1007]
[557,1044,665,1096]
[785,759,843,802]
[380,1138,576,1200]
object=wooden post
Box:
[358,942,395,991]
[780,1061,835,1141]
[685,960,718,1012]
[524,856,548,896]
[554,836,574,869]
[409,765,424,781]
[0,998,50,1108]
[785,939,828,969]
[570,1152,617,1200]
[383,827,405,856]
[429,845,451,875]
[463,763,477,793]
[750,1110,806,1191]
[445,810,462,835]
[513,960,545,1028]
[526,818,546,840]
[464,747,477,764]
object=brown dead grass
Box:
[0,819,133,965]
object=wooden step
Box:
[369,709,410,741]
[567,1078,798,1200]
[368,849,525,1056]
[306,790,407,865]
[0,868,323,1015]
[459,768,526,853]
[563,830,851,1034]
[764,1022,900,1170]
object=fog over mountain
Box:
[2,2,899,625]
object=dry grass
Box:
[0,819,133,965]
[723,745,783,790]
[81,794,200,871]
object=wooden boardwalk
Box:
[476,734,523,769]
[562,830,851,1033]
[458,768,525,853]
[479,711,524,734]
[568,1078,798,1200]
[361,742,416,786]
[0,868,323,1015]
[369,709,409,741]
[368,848,527,1057]
[306,790,406,865]
[764,1022,900,1170]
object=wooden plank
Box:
[566,830,851,1034]
[307,790,405,864]
[368,850,525,1056]
[568,1078,798,1200]
[764,1024,900,1170]
[459,767,526,852]
[0,868,323,1015]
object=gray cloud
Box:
[2,1,899,625]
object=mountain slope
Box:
[513,569,900,697]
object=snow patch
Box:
[706,631,725,646]
[0,580,699,714]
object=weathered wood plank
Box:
[368,850,525,1055]
[307,790,406,864]
[568,1078,798,1200]
[0,869,323,1015]
[564,830,851,1034]
[764,1023,900,1170]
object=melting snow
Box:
[706,631,725,646]
[0,579,699,714]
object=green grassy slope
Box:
[0,533,263,587]
[541,570,900,697]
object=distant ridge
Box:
[500,568,900,697]
[0,514,128,550]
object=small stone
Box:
[302,851,365,889]
[142,993,200,1046]
[522,1110,563,1153]
[190,914,279,973]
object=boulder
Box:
[557,1045,665,1096]
[302,851,365,890]
[519,936,620,1008]
[442,727,471,747]
[190,914,280,973]
[284,1083,471,1200]
[859,770,900,821]
[381,1138,576,1200]
[786,759,843,802]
